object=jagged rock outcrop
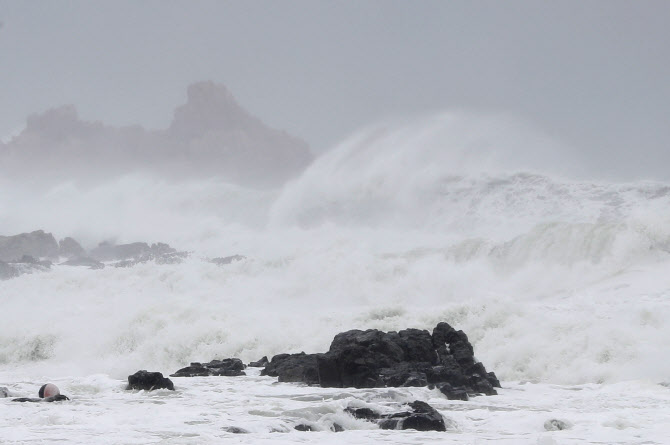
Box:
[0,230,59,261]
[171,358,246,377]
[126,370,174,391]
[261,322,499,398]
[1,82,313,188]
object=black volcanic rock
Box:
[378,401,447,432]
[126,370,174,391]
[12,395,70,403]
[347,401,448,432]
[265,322,499,398]
[344,407,381,421]
[0,230,59,261]
[260,352,321,384]
[248,356,269,367]
[171,358,246,377]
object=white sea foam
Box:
[1,114,669,443]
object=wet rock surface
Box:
[261,352,320,384]
[248,356,269,367]
[261,322,499,397]
[12,395,70,403]
[126,370,175,391]
[347,401,448,432]
[171,358,246,377]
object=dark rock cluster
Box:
[171,358,246,377]
[261,322,499,398]
[0,229,197,279]
[347,400,448,431]
[126,370,175,391]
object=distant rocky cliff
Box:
[0,81,312,188]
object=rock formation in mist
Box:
[1,81,312,188]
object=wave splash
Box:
[1,113,669,384]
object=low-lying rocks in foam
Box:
[0,255,52,280]
[90,241,188,266]
[171,358,246,377]
[261,322,500,398]
[126,370,175,391]
[346,400,451,432]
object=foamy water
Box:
[2,114,669,443]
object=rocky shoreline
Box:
[124,321,499,432]
[0,229,242,280]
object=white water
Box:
[1,114,669,443]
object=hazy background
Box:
[1,0,669,180]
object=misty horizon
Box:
[2,1,670,183]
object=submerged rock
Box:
[222,426,249,434]
[171,358,246,377]
[544,419,572,431]
[126,370,175,391]
[347,400,449,432]
[12,395,70,403]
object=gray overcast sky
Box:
[1,0,669,180]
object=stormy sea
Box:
[1,114,669,444]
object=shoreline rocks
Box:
[171,359,246,377]
[260,322,500,397]
[126,370,175,391]
[346,400,449,431]
[0,229,200,279]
